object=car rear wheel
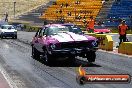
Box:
[86,51,96,63]
[32,46,40,59]
[67,56,76,65]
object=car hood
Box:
[50,32,90,42]
[0,29,17,32]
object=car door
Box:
[37,28,47,53]
[33,29,41,51]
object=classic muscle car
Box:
[31,24,98,64]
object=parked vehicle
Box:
[94,25,111,34]
[0,25,17,39]
[31,24,98,65]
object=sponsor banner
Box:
[76,66,131,85]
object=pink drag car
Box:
[31,24,98,65]
[94,25,111,34]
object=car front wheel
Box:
[14,35,17,39]
[86,51,96,63]
[0,35,3,39]
[32,46,40,59]
[42,50,52,65]
[67,56,76,65]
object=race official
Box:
[87,16,95,33]
[118,20,128,45]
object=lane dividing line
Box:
[98,49,132,58]
[0,64,18,88]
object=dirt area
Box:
[0,0,49,20]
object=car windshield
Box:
[94,25,106,29]
[1,25,14,29]
[64,25,83,34]
[46,26,69,35]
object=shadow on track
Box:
[0,37,16,39]
[32,56,101,67]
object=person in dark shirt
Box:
[67,12,71,16]
[65,3,69,8]
[59,9,62,14]
[5,12,8,22]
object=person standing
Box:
[118,20,128,45]
[43,19,47,26]
[5,12,8,22]
[82,16,86,27]
[87,16,95,33]
[65,3,69,8]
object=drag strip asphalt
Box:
[0,31,132,88]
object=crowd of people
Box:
[45,0,130,46]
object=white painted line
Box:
[98,49,132,58]
[0,65,18,88]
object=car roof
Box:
[44,24,67,28]
[1,25,13,26]
[62,23,74,26]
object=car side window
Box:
[1,26,4,29]
[35,29,41,37]
[38,29,42,37]
[44,27,48,35]
[38,28,45,37]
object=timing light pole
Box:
[13,1,16,18]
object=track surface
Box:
[0,32,132,88]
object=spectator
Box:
[129,15,132,29]
[118,18,122,23]
[20,24,24,31]
[77,14,82,21]
[118,20,128,45]
[60,3,64,8]
[60,16,65,24]
[56,10,58,14]
[67,12,71,16]
[75,0,80,5]
[53,2,57,5]
[4,12,8,22]
[86,16,95,33]
[109,17,113,22]
[43,19,47,25]
[83,15,86,19]
[115,0,120,4]
[102,0,105,4]
[59,9,62,14]
[65,3,69,8]
[98,20,104,25]
[82,18,87,27]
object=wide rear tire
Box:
[86,51,96,63]
[67,56,76,65]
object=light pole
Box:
[13,1,16,18]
